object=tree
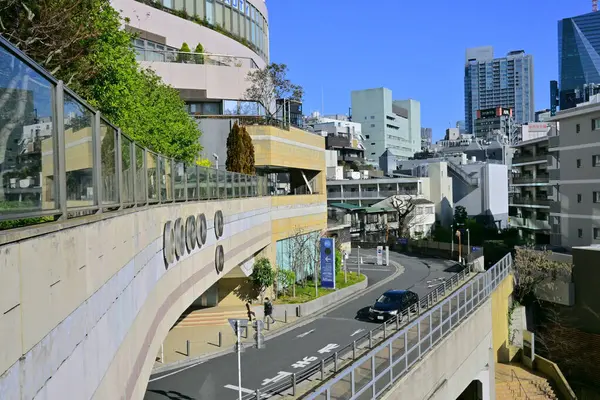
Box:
[286,227,316,297]
[390,195,416,238]
[226,123,255,174]
[453,205,468,226]
[177,42,192,63]
[244,63,304,121]
[0,0,202,163]
[275,269,295,298]
[513,247,572,303]
[195,158,212,168]
[249,258,275,302]
[193,43,205,64]
[240,126,255,174]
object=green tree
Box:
[249,258,275,301]
[453,205,468,226]
[335,251,342,275]
[177,42,192,63]
[1,0,201,163]
[240,126,255,174]
[193,43,205,64]
[226,123,245,172]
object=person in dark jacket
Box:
[246,302,256,322]
[264,297,275,324]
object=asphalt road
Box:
[145,250,460,400]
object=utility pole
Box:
[236,321,242,400]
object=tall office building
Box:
[351,88,421,161]
[558,11,600,110]
[421,127,432,150]
[464,46,534,134]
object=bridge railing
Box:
[243,253,512,399]
[0,36,267,227]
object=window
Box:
[370,124,375,128]
[578,193,582,203]
[593,118,600,130]
[371,116,375,119]
[577,159,582,168]
[595,228,600,240]
[578,228,583,238]
[593,154,600,167]
[365,135,370,139]
[370,142,375,145]
[576,123,581,133]
[594,191,600,203]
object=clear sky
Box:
[267,0,592,141]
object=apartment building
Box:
[306,116,366,168]
[509,136,551,244]
[548,101,600,248]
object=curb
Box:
[150,258,404,378]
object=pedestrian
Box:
[264,297,275,324]
[246,302,256,322]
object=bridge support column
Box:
[473,363,494,400]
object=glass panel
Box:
[160,157,172,201]
[246,174,252,197]
[185,0,195,14]
[63,93,94,208]
[186,164,198,200]
[174,0,184,10]
[0,44,56,215]
[198,166,208,199]
[207,168,217,199]
[195,0,204,18]
[224,5,231,31]
[99,121,118,204]
[134,144,146,203]
[215,2,223,27]
[239,174,246,196]
[226,171,233,197]
[206,0,214,24]
[146,151,158,201]
[218,169,226,198]
[164,0,173,8]
[232,9,239,35]
[174,162,186,200]
[121,135,134,204]
[232,173,239,197]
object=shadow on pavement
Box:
[354,306,378,323]
[148,390,195,400]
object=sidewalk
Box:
[155,313,299,366]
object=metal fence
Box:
[0,36,269,225]
[134,48,259,69]
[241,253,512,399]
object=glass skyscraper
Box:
[559,11,600,110]
[464,47,534,134]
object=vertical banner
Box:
[376,246,383,266]
[320,237,336,289]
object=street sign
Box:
[320,237,336,289]
[376,246,383,266]
[398,237,408,245]
[228,318,248,334]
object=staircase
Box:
[496,363,558,400]
[447,159,479,187]
[173,306,249,328]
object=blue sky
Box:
[267,0,591,141]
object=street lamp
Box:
[451,223,454,258]
[466,228,470,262]
[213,153,219,170]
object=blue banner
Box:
[320,238,336,289]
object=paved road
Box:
[145,250,460,400]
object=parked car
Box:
[368,290,419,321]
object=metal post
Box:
[218,331,222,347]
[369,331,373,348]
[292,373,296,396]
[170,159,175,202]
[116,129,124,208]
[334,352,338,372]
[451,224,454,259]
[93,111,103,212]
[383,322,387,339]
[160,343,164,363]
[357,246,361,276]
[255,389,260,400]
[284,310,287,323]
[352,340,356,359]
[55,81,67,220]
[143,148,148,204]
[186,340,190,357]
[343,255,347,284]
[467,228,471,261]
[237,321,242,400]
[320,359,325,380]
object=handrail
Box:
[0,35,272,228]
[242,253,512,399]
[241,259,498,399]
[135,48,260,68]
[511,369,532,400]
[447,159,479,186]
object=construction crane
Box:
[594,0,598,12]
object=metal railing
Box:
[240,255,513,399]
[135,48,259,69]
[0,36,272,225]
[447,160,479,186]
[512,153,549,164]
[512,174,550,185]
[191,114,292,131]
[509,196,552,207]
[510,369,532,400]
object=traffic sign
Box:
[228,318,248,334]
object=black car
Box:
[368,290,419,321]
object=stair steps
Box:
[174,307,249,327]
[495,363,558,400]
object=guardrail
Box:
[510,369,532,400]
[135,48,259,69]
[240,256,508,399]
[299,253,511,400]
[0,35,270,226]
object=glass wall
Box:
[146,0,269,62]
[275,231,321,283]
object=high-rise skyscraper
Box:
[420,127,432,150]
[558,11,600,110]
[464,46,534,134]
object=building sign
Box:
[528,123,549,130]
[477,107,512,119]
[320,237,336,289]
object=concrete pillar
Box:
[474,357,495,400]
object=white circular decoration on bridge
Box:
[163,221,175,266]
[185,215,196,252]
[215,245,225,274]
[196,213,207,246]
[214,210,224,239]
[174,217,185,259]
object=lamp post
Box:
[213,153,219,170]
[357,245,361,276]
[451,223,454,259]
[466,228,470,262]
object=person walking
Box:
[264,297,275,324]
[246,302,256,322]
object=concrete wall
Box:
[0,195,326,400]
[383,299,496,400]
[491,273,514,362]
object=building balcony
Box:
[512,174,550,185]
[326,135,351,149]
[548,135,560,149]
[509,196,552,207]
[137,49,258,101]
[509,216,551,231]
[512,153,549,164]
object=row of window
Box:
[577,227,600,240]
[146,0,269,61]
[576,191,600,203]
[575,155,600,168]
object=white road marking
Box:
[317,343,339,354]
[262,371,293,386]
[292,356,318,368]
[297,329,315,338]
[350,329,364,337]
[148,361,204,382]
[346,267,394,272]
[224,384,254,394]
